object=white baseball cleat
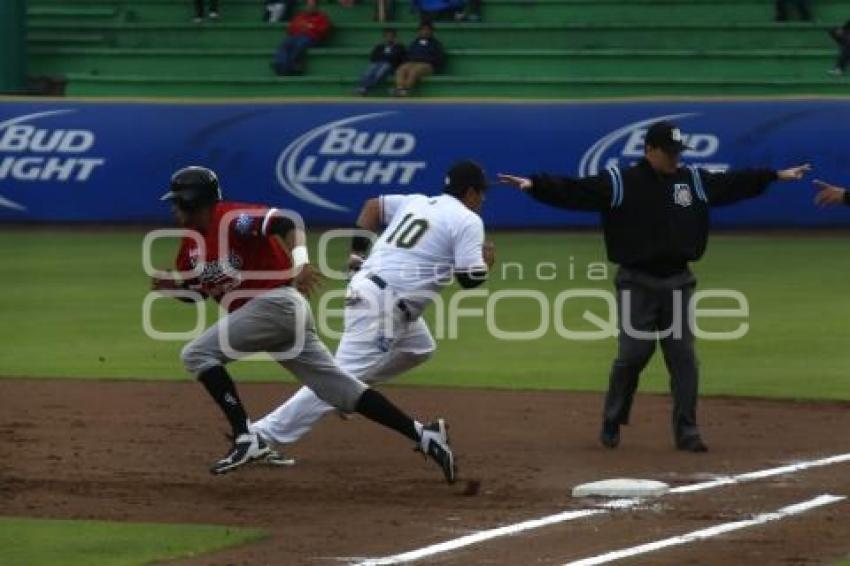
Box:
[210,433,271,475]
[418,418,457,484]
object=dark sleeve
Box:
[431,40,445,70]
[700,168,778,206]
[369,44,383,62]
[231,209,295,239]
[455,269,487,289]
[527,172,614,212]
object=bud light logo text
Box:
[579,113,728,176]
[0,110,106,183]
[276,112,426,211]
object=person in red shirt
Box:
[271,0,331,76]
[152,166,456,482]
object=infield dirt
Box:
[1,379,848,565]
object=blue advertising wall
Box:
[0,99,848,227]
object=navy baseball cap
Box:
[645,121,692,153]
[444,160,488,195]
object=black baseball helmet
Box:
[443,159,488,197]
[160,166,222,209]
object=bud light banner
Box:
[1,99,849,226]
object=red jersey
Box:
[175,201,292,312]
[288,11,331,42]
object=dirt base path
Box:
[1,379,848,565]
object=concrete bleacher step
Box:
[64,72,850,98]
[27,21,839,50]
[27,4,123,23]
[26,0,849,98]
[25,0,850,25]
[27,32,107,46]
[29,47,838,79]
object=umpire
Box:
[500,121,810,452]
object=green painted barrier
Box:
[0,0,27,94]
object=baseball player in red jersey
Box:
[151,166,456,482]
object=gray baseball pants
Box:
[181,286,367,413]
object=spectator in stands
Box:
[453,0,482,22]
[393,22,444,97]
[271,0,332,76]
[775,0,812,22]
[193,0,219,22]
[264,0,297,22]
[827,21,850,75]
[412,0,481,22]
[356,28,407,95]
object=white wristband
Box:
[292,245,309,268]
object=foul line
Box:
[349,452,850,566]
[352,509,610,566]
[565,494,846,566]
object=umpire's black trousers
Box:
[602,267,700,443]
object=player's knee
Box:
[664,346,699,369]
[311,381,363,413]
[180,341,216,376]
[407,349,434,366]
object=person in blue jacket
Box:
[356,28,407,96]
[393,22,445,97]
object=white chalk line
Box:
[348,452,850,566]
[669,452,850,494]
[564,494,846,566]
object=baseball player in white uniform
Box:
[252,160,494,450]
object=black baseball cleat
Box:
[676,435,709,453]
[418,419,457,484]
[600,420,620,449]
[210,433,272,475]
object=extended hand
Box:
[483,241,496,269]
[813,179,848,207]
[294,263,323,298]
[497,173,533,191]
[776,163,812,181]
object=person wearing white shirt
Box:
[252,160,495,451]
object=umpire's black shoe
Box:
[676,435,709,453]
[210,433,271,475]
[600,420,620,449]
[419,418,457,484]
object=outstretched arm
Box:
[498,172,613,211]
[813,179,850,207]
[266,215,322,298]
[348,197,381,275]
[702,163,811,206]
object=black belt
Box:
[366,273,412,319]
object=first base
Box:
[572,478,670,498]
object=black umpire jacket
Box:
[529,158,778,277]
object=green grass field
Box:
[0,517,264,566]
[1,229,848,400]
